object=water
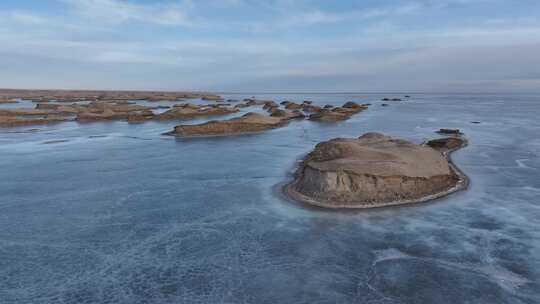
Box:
[1,93,539,303]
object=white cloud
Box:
[285,10,343,26]
[62,0,195,27]
[9,11,49,25]
[282,3,422,27]
[0,0,539,92]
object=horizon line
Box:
[1,88,538,95]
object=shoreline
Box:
[282,138,470,210]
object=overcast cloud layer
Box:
[1,0,539,92]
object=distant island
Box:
[0,89,371,129]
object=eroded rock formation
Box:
[284,102,303,110]
[76,102,154,121]
[285,133,467,209]
[0,88,211,103]
[0,108,71,126]
[270,109,306,120]
[309,102,368,122]
[157,104,238,121]
[201,95,224,101]
[166,112,288,137]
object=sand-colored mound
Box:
[0,114,69,126]
[76,102,154,121]
[309,102,368,122]
[285,133,467,208]
[0,100,241,127]
[270,108,306,120]
[0,98,17,104]
[158,104,238,121]
[0,109,57,116]
[201,95,224,101]
[0,108,72,126]
[284,102,303,110]
[167,112,287,137]
[0,88,210,103]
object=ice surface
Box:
[0,93,539,303]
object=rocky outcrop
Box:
[0,89,237,127]
[437,128,462,135]
[0,114,69,126]
[166,112,288,137]
[309,102,368,122]
[426,137,467,152]
[106,104,149,113]
[0,108,71,126]
[263,101,279,110]
[302,104,323,113]
[0,98,17,104]
[7,101,151,124]
[158,104,238,120]
[285,133,467,209]
[201,95,224,101]
[29,102,155,122]
[342,101,363,109]
[76,102,153,121]
[0,88,214,103]
[77,109,128,121]
[309,110,350,122]
[270,109,305,120]
[1,100,235,126]
[127,110,155,123]
[285,102,303,110]
[36,103,76,111]
[0,108,57,116]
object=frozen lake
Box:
[1,93,539,303]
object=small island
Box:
[284,132,468,209]
[164,101,370,137]
[0,90,369,128]
[164,112,288,137]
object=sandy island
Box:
[284,132,469,209]
[0,89,369,128]
[164,101,369,137]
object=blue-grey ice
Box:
[1,93,539,303]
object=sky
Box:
[0,0,539,92]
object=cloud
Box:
[61,0,195,27]
[8,11,49,25]
[285,11,343,26]
[282,3,423,27]
[0,0,539,92]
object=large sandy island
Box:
[285,132,468,209]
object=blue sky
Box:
[0,0,539,92]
